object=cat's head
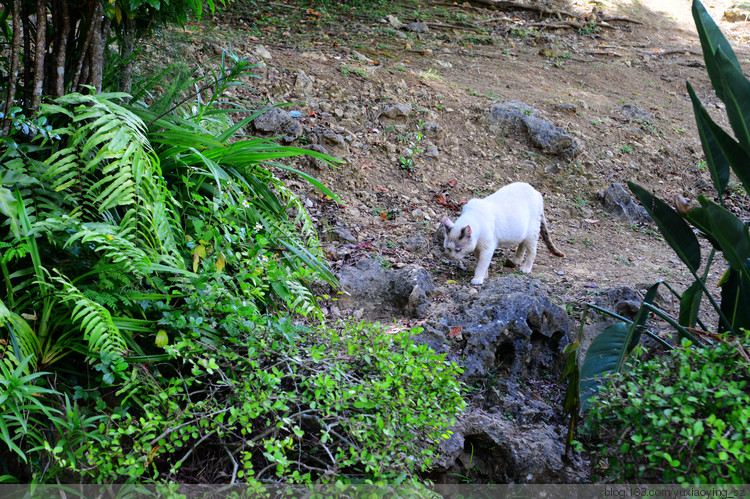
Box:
[442,216,474,259]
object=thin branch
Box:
[224,444,238,484]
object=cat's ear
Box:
[460,225,472,239]
[442,216,454,229]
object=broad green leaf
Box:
[686,82,732,197]
[627,282,660,352]
[679,280,703,328]
[715,47,750,156]
[718,264,750,333]
[692,0,742,103]
[628,182,701,272]
[689,197,750,283]
[580,322,632,411]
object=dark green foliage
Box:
[0,44,466,485]
[586,334,750,484]
[566,1,750,457]
[54,318,465,484]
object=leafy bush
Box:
[65,318,465,484]
[586,334,750,484]
[565,0,750,424]
[0,53,467,484]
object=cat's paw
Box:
[470,277,485,285]
[519,267,532,274]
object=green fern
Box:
[50,274,127,361]
[0,299,40,372]
[39,92,184,267]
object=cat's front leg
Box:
[471,247,494,285]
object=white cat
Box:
[442,182,565,285]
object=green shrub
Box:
[586,333,750,484]
[80,318,465,484]
[565,0,750,433]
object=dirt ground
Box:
[156,0,750,328]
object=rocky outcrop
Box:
[601,183,651,223]
[336,259,435,319]
[487,101,581,160]
[419,275,571,382]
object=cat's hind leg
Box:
[518,236,539,274]
[508,243,527,268]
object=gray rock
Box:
[398,232,431,255]
[434,409,576,483]
[432,224,447,248]
[381,103,412,120]
[305,127,349,155]
[292,71,314,98]
[487,101,537,135]
[331,227,358,244]
[253,107,302,143]
[594,286,643,321]
[602,183,652,223]
[336,260,434,318]
[303,144,330,169]
[525,115,581,159]
[253,45,272,60]
[406,285,429,318]
[386,14,405,29]
[620,103,654,122]
[406,21,430,33]
[419,275,571,383]
[487,101,581,160]
[424,142,440,158]
[421,121,444,141]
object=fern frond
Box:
[0,299,39,372]
[50,275,127,360]
[38,92,185,268]
[285,279,318,316]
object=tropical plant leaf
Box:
[714,47,750,156]
[689,197,750,283]
[692,0,742,103]
[579,322,631,411]
[628,182,701,273]
[686,82,736,198]
[679,280,703,328]
[719,264,750,333]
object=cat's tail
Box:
[541,213,565,257]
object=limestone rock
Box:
[601,183,651,223]
[487,101,581,160]
[253,107,301,143]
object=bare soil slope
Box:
[154,0,750,323]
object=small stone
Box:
[254,45,272,60]
[386,14,405,29]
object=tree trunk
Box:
[71,1,96,91]
[2,0,22,134]
[21,0,32,106]
[53,0,71,97]
[118,16,135,97]
[31,0,48,110]
[88,1,104,92]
